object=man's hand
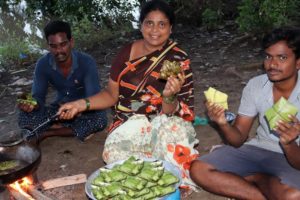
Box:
[18,102,37,112]
[205,101,227,126]
[17,93,38,113]
[57,99,86,120]
[275,115,300,145]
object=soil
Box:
[0,24,264,199]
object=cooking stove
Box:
[0,173,38,200]
[0,185,10,199]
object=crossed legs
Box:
[190,160,266,200]
[190,160,300,200]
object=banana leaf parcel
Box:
[204,87,228,109]
[265,97,298,130]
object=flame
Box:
[9,177,35,200]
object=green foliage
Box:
[0,35,40,69]
[0,0,138,67]
[167,0,203,26]
[23,0,138,28]
[202,8,222,30]
[72,15,132,50]
[0,15,42,69]
[92,0,138,28]
[236,0,300,34]
[24,0,137,49]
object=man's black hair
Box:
[44,20,72,41]
[139,0,175,26]
[262,26,300,59]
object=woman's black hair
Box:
[139,0,175,26]
[262,26,300,59]
[44,20,72,41]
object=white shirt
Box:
[238,71,300,153]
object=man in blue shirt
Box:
[18,20,107,144]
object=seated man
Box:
[190,26,300,200]
[18,20,107,144]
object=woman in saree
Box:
[58,0,199,193]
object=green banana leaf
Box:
[265,97,298,130]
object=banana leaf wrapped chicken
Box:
[138,166,164,182]
[158,171,179,186]
[265,97,298,130]
[98,167,127,182]
[141,190,156,199]
[151,185,176,197]
[145,180,157,188]
[92,176,105,186]
[100,182,125,198]
[122,176,147,191]
[204,87,228,109]
[124,187,150,198]
[91,186,106,200]
[117,156,144,175]
[111,194,132,200]
[17,93,37,106]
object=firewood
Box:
[28,185,54,200]
[42,174,87,190]
[9,188,32,200]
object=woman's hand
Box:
[275,115,300,145]
[205,101,227,126]
[57,99,86,120]
[162,72,185,98]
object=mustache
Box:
[266,68,282,73]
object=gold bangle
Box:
[163,95,177,104]
[84,98,90,111]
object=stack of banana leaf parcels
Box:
[91,156,180,200]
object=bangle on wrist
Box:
[163,95,177,104]
[84,98,90,111]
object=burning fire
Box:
[9,176,35,200]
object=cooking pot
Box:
[0,144,41,185]
[0,113,60,184]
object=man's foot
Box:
[25,136,40,146]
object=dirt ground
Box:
[0,24,264,199]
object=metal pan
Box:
[0,130,25,147]
[0,144,41,185]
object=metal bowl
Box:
[85,158,182,200]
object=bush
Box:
[0,0,137,67]
[0,22,42,69]
[236,0,300,35]
[167,0,203,26]
[0,38,40,69]
[24,0,138,50]
[202,8,223,30]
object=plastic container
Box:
[165,188,180,200]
